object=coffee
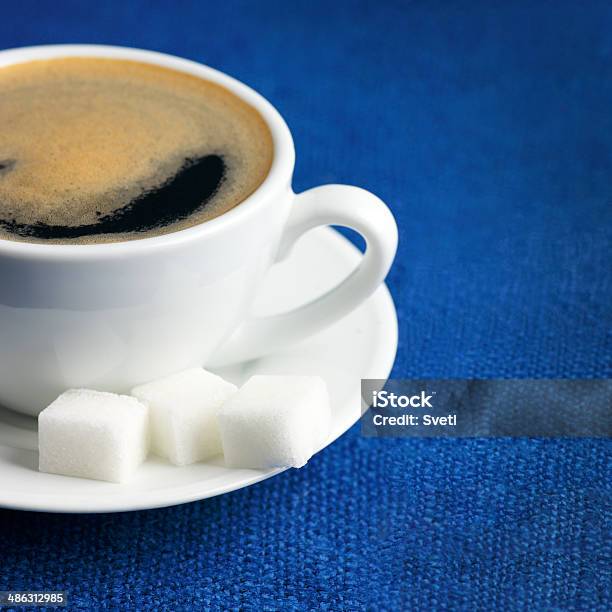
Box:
[0,57,273,244]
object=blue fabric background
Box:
[0,1,610,609]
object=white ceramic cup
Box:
[0,45,398,416]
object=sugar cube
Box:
[131,368,237,466]
[38,389,149,483]
[218,375,331,469]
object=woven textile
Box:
[0,1,610,609]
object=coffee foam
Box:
[0,57,273,243]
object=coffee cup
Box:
[0,44,397,416]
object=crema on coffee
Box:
[0,57,273,244]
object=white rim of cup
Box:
[0,44,295,261]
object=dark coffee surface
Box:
[1,155,225,240]
[0,58,273,244]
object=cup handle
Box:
[209,184,398,366]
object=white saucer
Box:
[0,227,397,513]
